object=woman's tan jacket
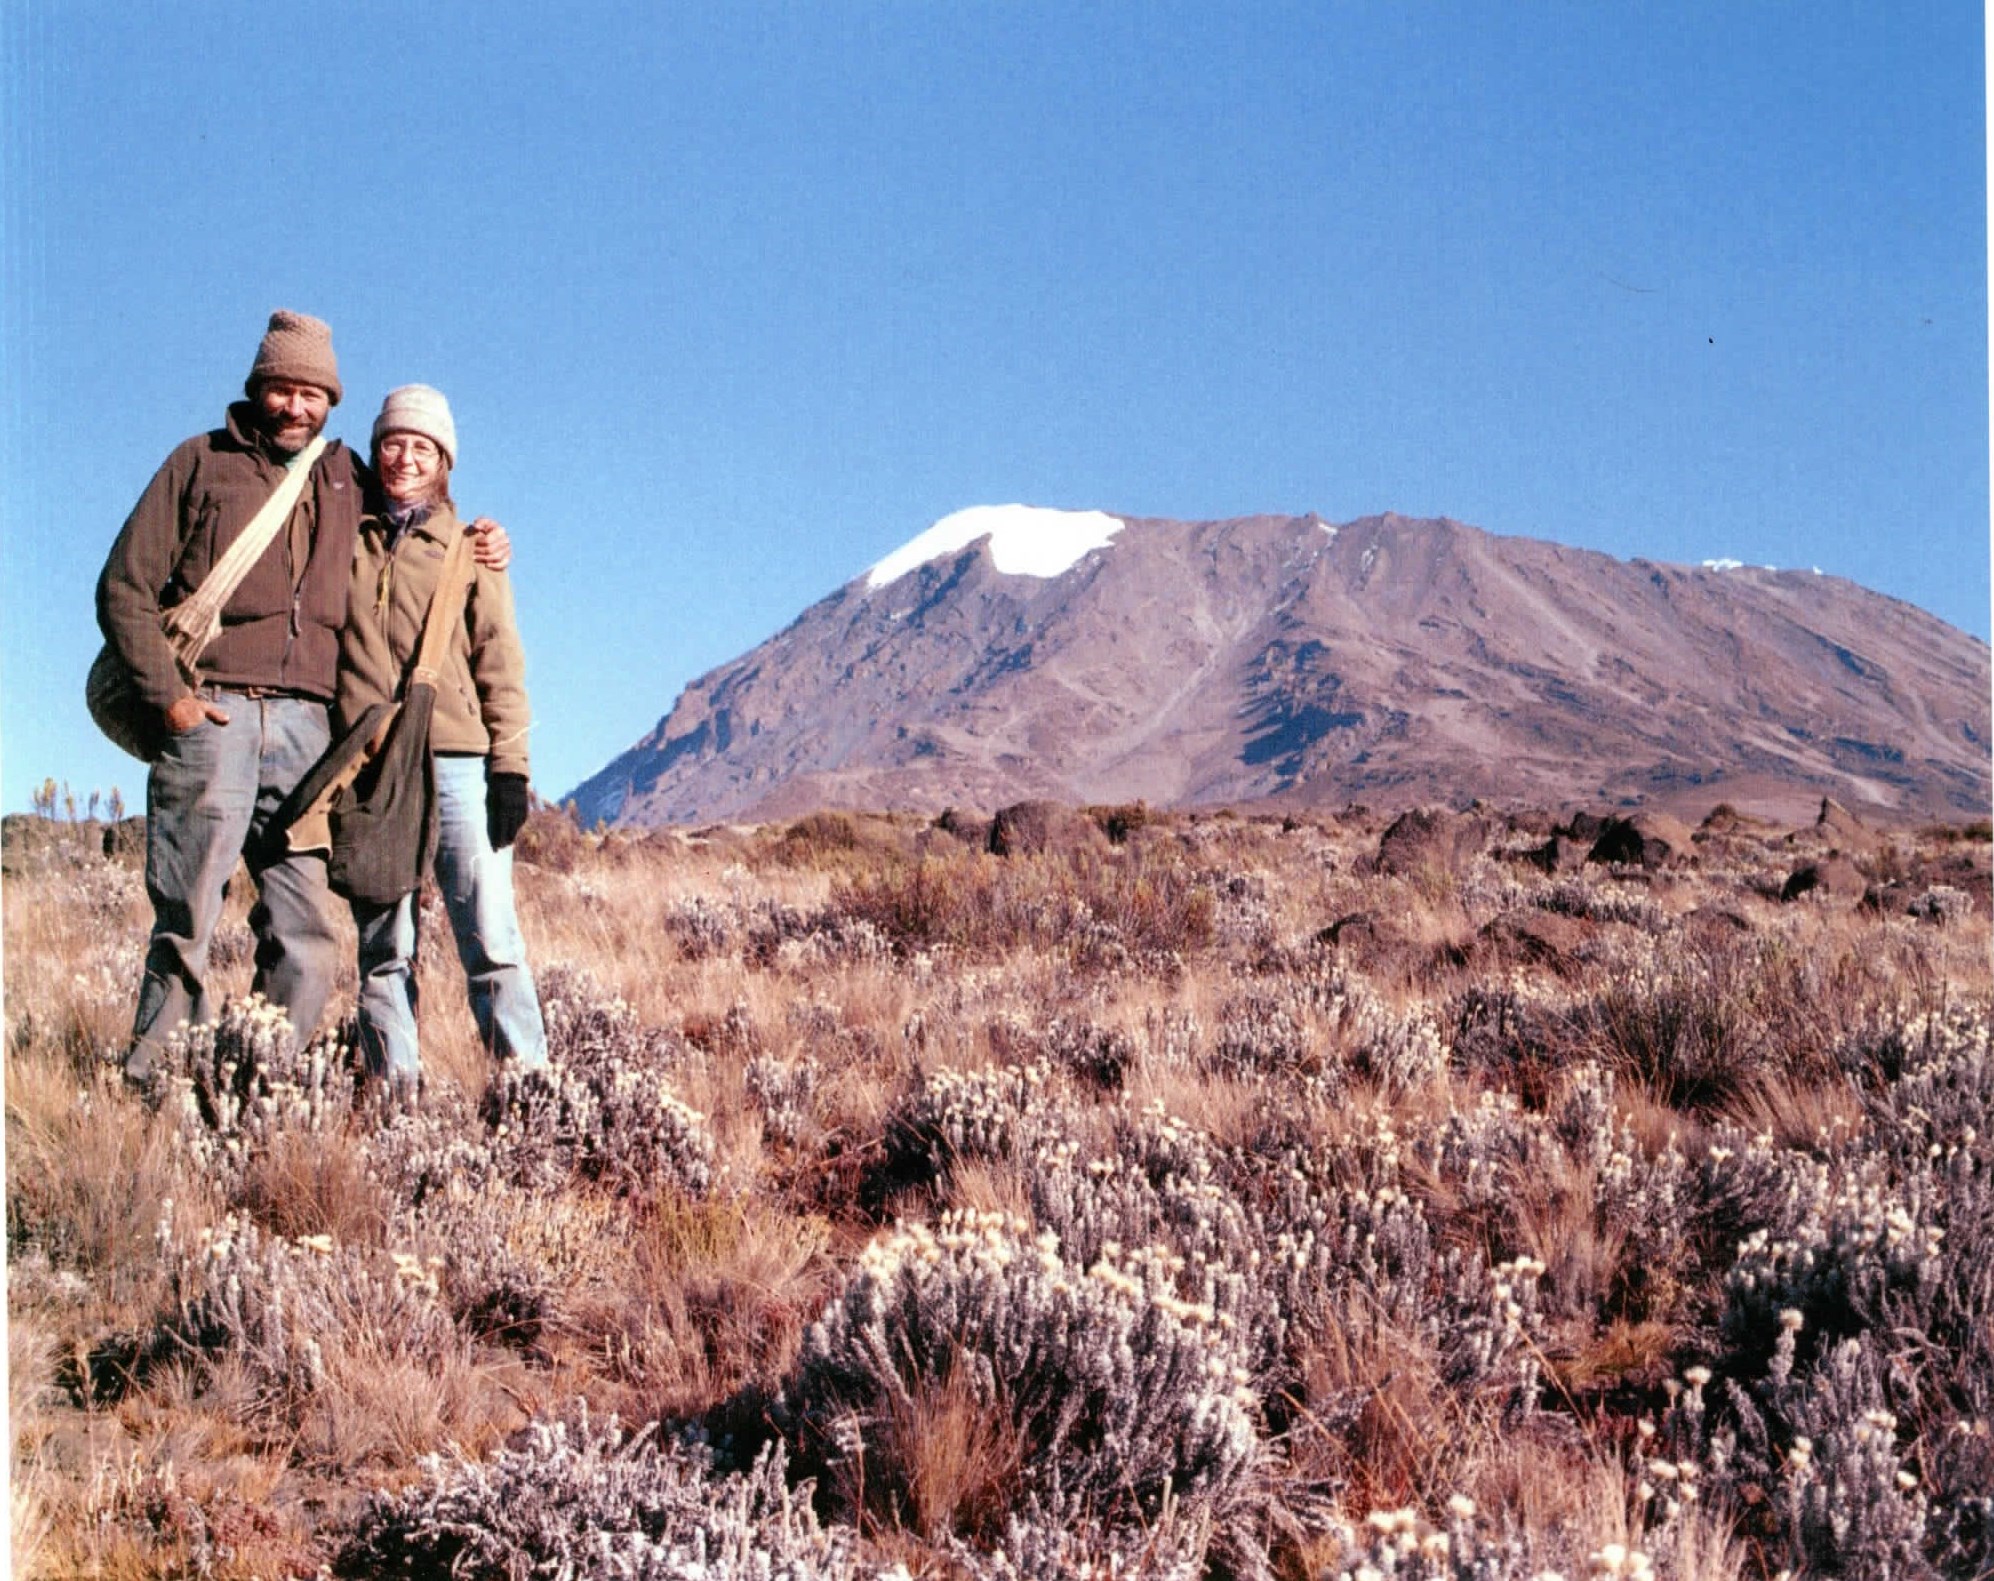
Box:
[334,502,531,779]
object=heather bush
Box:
[786,1210,1262,1554]
[1536,874,1670,931]
[658,892,739,959]
[137,994,358,1194]
[1905,883,1975,924]
[340,1411,863,1579]
[1040,1012,1139,1089]
[158,1207,459,1412]
[747,1049,825,1145]
[952,1508,1210,1579]
[477,968,716,1197]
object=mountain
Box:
[569,507,1991,827]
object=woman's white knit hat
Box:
[372,384,457,466]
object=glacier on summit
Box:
[864,505,1124,590]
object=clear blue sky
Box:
[2,2,1986,816]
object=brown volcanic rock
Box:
[988,800,1105,858]
[1782,855,1869,908]
[1376,807,1493,876]
[1814,796,1882,852]
[1588,811,1697,869]
[570,511,1992,828]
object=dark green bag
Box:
[278,524,471,905]
[324,687,441,904]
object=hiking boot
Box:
[121,1040,159,1093]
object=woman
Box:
[337,384,548,1085]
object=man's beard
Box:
[260,410,327,455]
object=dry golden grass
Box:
[234,1127,393,1246]
[872,1367,1028,1544]
[6,1053,196,1319]
[7,802,1989,1576]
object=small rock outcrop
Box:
[1588,812,1696,870]
[1781,855,1868,907]
[987,800,1105,859]
[1375,807,1492,877]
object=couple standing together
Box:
[97,309,547,1091]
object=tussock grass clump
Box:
[832,844,1215,966]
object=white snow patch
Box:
[864,505,1124,590]
[1701,557,1744,571]
[1319,519,1339,541]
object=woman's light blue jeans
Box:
[351,753,548,1083]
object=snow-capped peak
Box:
[865,505,1124,590]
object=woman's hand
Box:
[468,517,511,571]
[487,772,530,849]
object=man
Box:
[96,310,505,1082]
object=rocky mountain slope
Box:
[570,508,1991,826]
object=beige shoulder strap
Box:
[407,521,476,689]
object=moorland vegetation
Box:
[6,792,1991,1579]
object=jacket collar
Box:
[368,499,461,547]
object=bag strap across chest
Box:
[161,434,328,666]
[403,520,476,695]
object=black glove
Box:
[486,772,531,850]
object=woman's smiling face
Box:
[377,431,446,505]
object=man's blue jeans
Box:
[351,753,548,1083]
[129,691,340,1072]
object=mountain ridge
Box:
[571,510,1990,827]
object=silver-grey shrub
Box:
[746,1051,823,1147]
[159,1207,456,1406]
[786,1209,1261,1550]
[340,1410,865,1580]
[140,994,355,1192]
[479,969,715,1198]
[951,1508,1209,1580]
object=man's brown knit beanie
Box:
[244,310,342,405]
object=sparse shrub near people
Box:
[138,995,358,1194]
[480,967,716,1197]
[157,1206,460,1415]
